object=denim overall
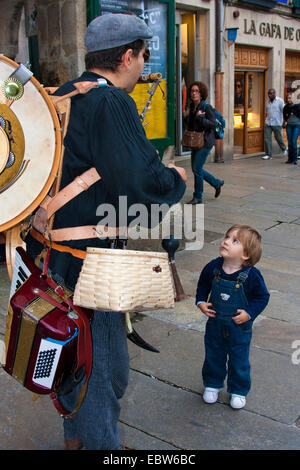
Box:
[202,267,253,396]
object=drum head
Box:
[0,55,62,231]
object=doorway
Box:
[234,71,266,155]
[175,11,197,155]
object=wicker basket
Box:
[73,247,175,312]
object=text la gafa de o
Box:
[244,19,300,41]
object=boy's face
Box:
[219,229,249,265]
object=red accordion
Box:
[1,247,93,417]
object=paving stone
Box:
[128,317,300,425]
[0,368,63,450]
[120,371,300,450]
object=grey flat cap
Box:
[85,13,153,52]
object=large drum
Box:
[0,55,62,232]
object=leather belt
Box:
[30,228,87,259]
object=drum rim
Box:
[0,55,62,232]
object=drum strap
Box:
[31,81,127,251]
[32,167,127,242]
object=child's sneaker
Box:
[203,387,220,404]
[230,394,246,409]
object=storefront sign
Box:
[244,19,300,41]
[97,0,168,140]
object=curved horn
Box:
[125,313,159,353]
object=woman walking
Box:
[283,92,300,165]
[183,81,224,204]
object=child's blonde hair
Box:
[225,224,262,266]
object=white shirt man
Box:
[262,88,287,160]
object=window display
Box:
[234,70,265,154]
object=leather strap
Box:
[33,288,69,313]
[45,273,93,418]
[30,228,87,259]
[45,224,127,242]
[42,167,101,220]
[32,166,128,242]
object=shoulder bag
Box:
[181,130,204,149]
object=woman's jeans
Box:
[286,124,300,163]
[191,147,223,201]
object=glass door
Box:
[175,11,196,155]
[234,71,265,155]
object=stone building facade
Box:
[0,0,86,85]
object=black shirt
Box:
[283,103,300,124]
[187,100,216,148]
[27,71,186,288]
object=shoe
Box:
[203,387,220,404]
[283,150,287,156]
[64,438,84,450]
[230,394,246,409]
[285,161,293,164]
[262,155,271,160]
[215,180,224,198]
[187,198,202,205]
[294,161,297,165]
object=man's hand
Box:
[197,302,216,318]
[167,163,187,182]
[233,309,250,324]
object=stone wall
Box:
[37,0,86,86]
[0,0,24,59]
[0,0,87,85]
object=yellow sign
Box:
[131,80,167,140]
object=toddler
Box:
[196,224,269,409]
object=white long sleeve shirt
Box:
[265,96,284,126]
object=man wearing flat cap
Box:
[26,13,186,450]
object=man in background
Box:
[262,88,287,160]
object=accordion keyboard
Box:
[10,249,32,299]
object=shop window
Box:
[285,52,300,103]
[234,71,265,155]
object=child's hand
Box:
[198,302,216,318]
[233,309,250,324]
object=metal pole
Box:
[215,0,224,163]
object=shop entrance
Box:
[234,46,268,156]
[234,71,265,154]
[175,11,197,156]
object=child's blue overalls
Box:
[202,267,252,396]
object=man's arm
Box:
[90,88,186,213]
